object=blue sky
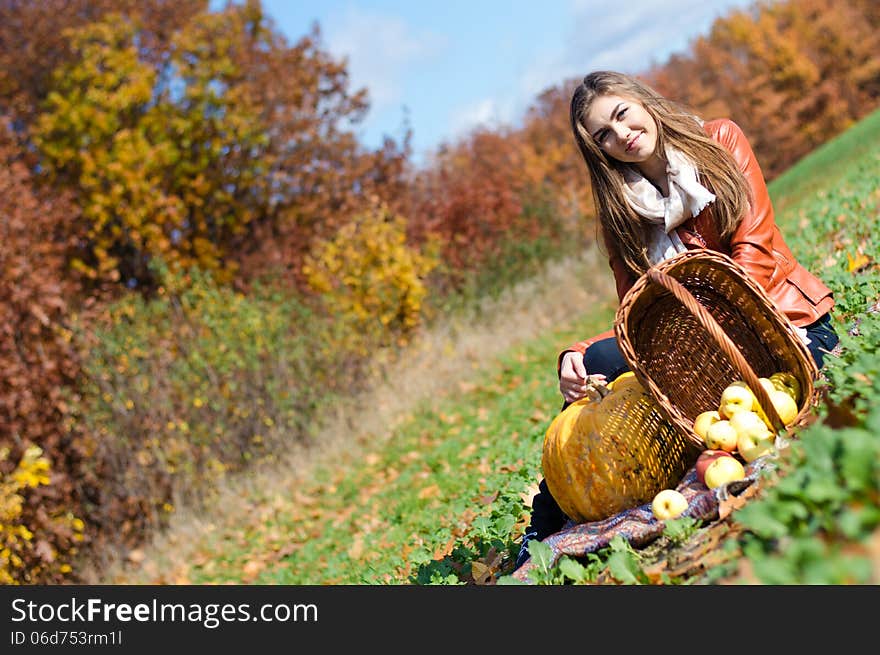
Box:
[260,0,758,162]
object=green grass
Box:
[767,106,880,219]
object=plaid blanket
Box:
[510,456,775,584]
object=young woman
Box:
[514,70,839,570]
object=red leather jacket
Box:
[559,118,834,371]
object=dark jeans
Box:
[803,312,839,369]
[515,312,839,568]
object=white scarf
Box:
[622,146,716,265]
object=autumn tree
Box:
[519,81,596,234]
[17,0,409,291]
[32,9,271,287]
[227,16,411,287]
[0,0,206,129]
[646,0,880,178]
[403,127,528,284]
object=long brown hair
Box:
[570,71,750,277]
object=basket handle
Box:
[646,266,786,433]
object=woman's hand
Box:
[559,351,606,404]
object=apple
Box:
[737,430,776,463]
[723,380,777,429]
[728,410,772,441]
[695,449,736,485]
[693,410,722,441]
[758,377,776,395]
[769,371,801,404]
[703,456,746,489]
[768,388,799,425]
[704,419,738,452]
[718,382,756,419]
[651,489,689,520]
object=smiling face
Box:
[582,93,660,165]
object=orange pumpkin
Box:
[541,373,698,523]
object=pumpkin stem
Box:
[585,375,612,400]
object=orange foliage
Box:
[233,19,412,288]
[519,82,596,229]
[400,84,595,288]
[404,127,530,276]
[0,0,207,127]
[0,123,89,582]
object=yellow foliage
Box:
[303,203,438,352]
[1,446,83,584]
[33,12,267,287]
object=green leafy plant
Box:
[733,408,880,584]
[662,516,702,546]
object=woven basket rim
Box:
[613,250,819,448]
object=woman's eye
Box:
[617,107,628,119]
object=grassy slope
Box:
[768,108,880,218]
[94,108,880,585]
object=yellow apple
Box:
[703,455,746,489]
[769,371,801,404]
[768,388,799,426]
[695,450,736,486]
[737,430,776,463]
[718,382,756,419]
[758,377,776,395]
[651,489,689,520]
[693,410,722,441]
[704,419,738,452]
[724,380,778,429]
[728,410,772,441]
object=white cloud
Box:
[324,7,446,113]
[518,57,569,100]
[448,97,508,139]
[449,48,573,144]
[565,0,753,74]
[441,0,756,155]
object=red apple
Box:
[695,449,736,486]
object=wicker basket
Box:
[613,250,819,449]
[541,373,699,522]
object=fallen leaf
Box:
[418,484,440,500]
[847,252,871,273]
[717,481,761,519]
[347,536,364,561]
[519,481,541,507]
[470,561,492,584]
[478,491,499,505]
[528,409,547,423]
[127,549,145,564]
[242,559,265,580]
[432,536,456,560]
